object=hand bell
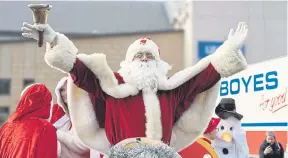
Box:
[28,4,52,47]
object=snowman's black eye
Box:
[230,127,233,131]
[221,126,224,130]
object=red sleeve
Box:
[36,124,58,158]
[50,104,66,124]
[173,64,220,114]
[70,58,105,99]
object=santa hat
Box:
[125,38,160,62]
[204,118,221,133]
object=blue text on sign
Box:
[220,71,278,96]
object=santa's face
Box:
[133,51,155,62]
[119,51,170,92]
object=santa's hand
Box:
[226,22,248,51]
[21,22,57,43]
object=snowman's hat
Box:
[215,98,243,121]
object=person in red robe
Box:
[0,84,57,158]
[21,21,248,155]
[178,117,221,158]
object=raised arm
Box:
[21,22,105,98]
[21,22,111,152]
[170,22,248,150]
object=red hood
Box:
[8,84,52,122]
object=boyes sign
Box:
[219,71,278,96]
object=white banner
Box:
[216,56,288,128]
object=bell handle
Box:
[38,30,44,47]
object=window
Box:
[0,107,9,127]
[0,79,10,95]
[23,79,35,88]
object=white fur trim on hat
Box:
[125,38,160,62]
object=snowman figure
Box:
[212,98,249,158]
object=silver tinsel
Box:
[105,142,182,158]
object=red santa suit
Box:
[52,77,103,158]
[44,31,247,154]
[178,118,220,158]
[0,84,57,158]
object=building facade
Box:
[167,0,287,67]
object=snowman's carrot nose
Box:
[221,132,232,142]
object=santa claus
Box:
[21,20,248,154]
[0,84,57,158]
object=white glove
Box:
[226,22,248,50]
[21,22,57,43]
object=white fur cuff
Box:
[210,42,248,78]
[45,33,78,73]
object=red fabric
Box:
[178,137,219,158]
[50,104,66,124]
[204,117,221,133]
[0,84,57,158]
[70,58,220,145]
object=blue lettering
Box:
[219,71,278,96]
[254,74,264,91]
[230,79,240,95]
[266,71,278,89]
[241,76,252,93]
[220,81,228,96]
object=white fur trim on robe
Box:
[53,114,70,130]
[142,91,162,140]
[57,129,89,157]
[66,76,111,154]
[210,41,247,78]
[45,33,78,73]
[170,82,220,151]
[77,53,139,98]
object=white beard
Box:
[118,60,171,92]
